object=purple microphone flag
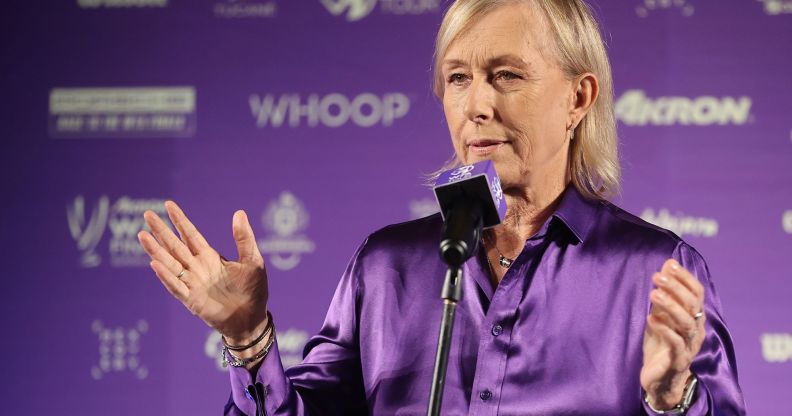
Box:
[433,160,507,228]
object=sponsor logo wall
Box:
[640,208,719,238]
[249,92,411,128]
[50,87,196,138]
[758,0,792,15]
[213,0,277,18]
[761,333,792,363]
[634,0,695,17]
[2,0,791,415]
[77,0,167,8]
[91,320,149,380]
[615,90,753,126]
[321,0,439,21]
[257,191,316,271]
[68,196,171,268]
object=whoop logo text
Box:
[249,92,410,128]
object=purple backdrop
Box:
[1,0,791,414]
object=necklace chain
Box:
[484,231,514,269]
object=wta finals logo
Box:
[257,192,316,271]
[68,196,110,268]
[67,195,170,268]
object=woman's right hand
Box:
[137,201,270,345]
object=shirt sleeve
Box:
[224,240,369,416]
[642,241,747,416]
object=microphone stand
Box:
[427,198,482,416]
[427,266,463,416]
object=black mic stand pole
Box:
[427,198,482,416]
[427,266,463,416]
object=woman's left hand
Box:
[640,258,706,410]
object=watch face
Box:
[681,377,699,408]
[644,376,698,414]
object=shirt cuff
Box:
[228,338,289,415]
[642,382,709,416]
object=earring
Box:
[568,126,575,141]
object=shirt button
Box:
[480,390,492,401]
[491,324,503,336]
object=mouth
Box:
[467,139,507,157]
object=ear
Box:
[567,72,599,130]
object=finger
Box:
[164,201,211,255]
[144,209,196,269]
[662,259,705,303]
[233,210,263,266]
[650,288,698,341]
[138,231,187,276]
[652,272,700,317]
[647,313,687,357]
[150,260,189,301]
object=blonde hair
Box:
[432,0,620,200]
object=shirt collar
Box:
[550,185,600,244]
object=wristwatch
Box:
[644,374,698,414]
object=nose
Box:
[464,77,495,125]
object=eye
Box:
[447,73,470,86]
[494,70,521,82]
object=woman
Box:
[138,0,746,414]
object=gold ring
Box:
[176,269,186,279]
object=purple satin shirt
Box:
[225,187,746,415]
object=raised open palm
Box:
[137,201,270,343]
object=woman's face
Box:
[441,3,577,190]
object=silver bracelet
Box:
[644,375,698,414]
[222,329,275,367]
[222,312,274,352]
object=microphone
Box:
[433,160,507,268]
